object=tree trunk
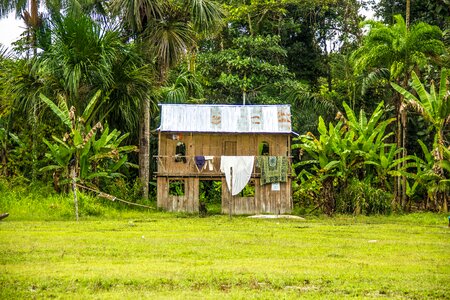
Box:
[321,177,335,215]
[139,98,150,199]
[30,0,39,182]
[1,114,12,177]
[443,195,448,213]
[395,67,410,210]
[395,100,402,207]
[29,0,39,55]
[436,130,447,212]
[70,165,79,221]
[31,100,38,182]
[405,0,411,29]
[401,104,407,209]
[247,13,253,36]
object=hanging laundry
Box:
[220,156,254,196]
[204,156,214,171]
[257,156,288,185]
[175,142,187,163]
[194,156,206,170]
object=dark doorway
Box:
[199,180,222,215]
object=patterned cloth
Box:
[257,156,288,185]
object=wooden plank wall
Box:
[221,178,292,215]
[157,133,290,175]
[157,177,199,213]
[157,132,292,214]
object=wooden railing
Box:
[153,155,292,177]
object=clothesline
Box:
[154,155,291,176]
[220,156,289,195]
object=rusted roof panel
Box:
[159,104,292,133]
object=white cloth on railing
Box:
[220,156,254,196]
[204,156,214,171]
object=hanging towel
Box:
[257,156,288,185]
[204,156,214,171]
[195,156,206,170]
[220,156,254,196]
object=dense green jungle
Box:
[0,0,449,216]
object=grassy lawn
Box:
[1,211,449,299]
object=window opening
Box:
[258,141,270,156]
[175,141,186,163]
[169,180,185,196]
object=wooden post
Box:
[229,167,233,219]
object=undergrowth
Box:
[0,178,155,220]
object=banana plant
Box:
[293,117,352,215]
[409,140,450,212]
[293,101,408,215]
[342,101,396,158]
[391,69,449,164]
[39,91,137,188]
[391,69,449,211]
[364,143,414,191]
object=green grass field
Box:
[1,210,449,299]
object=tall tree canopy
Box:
[373,0,450,30]
[110,0,225,198]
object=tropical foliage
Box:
[350,14,445,207]
[352,15,444,82]
[293,102,407,215]
[0,0,449,213]
[392,69,450,211]
[40,91,137,190]
[198,35,293,104]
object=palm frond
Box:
[361,68,389,95]
[186,0,225,36]
[110,0,162,34]
[145,20,195,73]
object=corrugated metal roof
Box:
[158,104,292,133]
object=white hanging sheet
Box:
[220,156,254,196]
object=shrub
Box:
[335,179,392,215]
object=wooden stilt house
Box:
[155,104,294,215]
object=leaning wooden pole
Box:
[71,166,79,221]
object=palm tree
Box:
[0,0,46,181]
[111,0,224,198]
[39,10,154,125]
[0,1,102,181]
[352,16,444,81]
[23,11,154,191]
[0,0,40,54]
[391,69,450,211]
[161,70,204,104]
[392,69,449,154]
[351,15,445,207]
